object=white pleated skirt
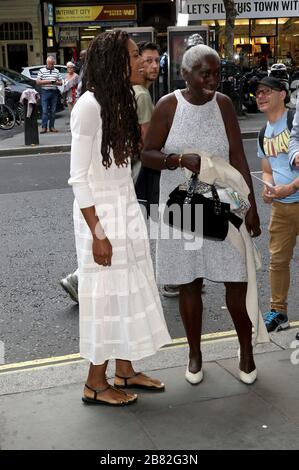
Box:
[73,178,171,365]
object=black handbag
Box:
[164,173,242,241]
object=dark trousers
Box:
[41,89,58,129]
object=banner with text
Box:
[55,5,137,23]
[182,0,299,20]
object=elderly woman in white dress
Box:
[68,31,171,406]
[142,44,268,387]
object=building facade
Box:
[180,0,299,66]
[0,0,44,70]
[52,0,175,63]
[0,0,175,70]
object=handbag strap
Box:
[184,173,198,204]
[184,173,222,216]
[210,184,222,215]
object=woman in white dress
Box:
[69,31,171,406]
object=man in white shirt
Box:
[36,56,62,133]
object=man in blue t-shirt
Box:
[255,76,299,333]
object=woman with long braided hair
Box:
[68,31,170,406]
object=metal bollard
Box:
[0,79,5,105]
[23,98,39,146]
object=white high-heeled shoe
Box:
[185,361,203,385]
[238,348,257,385]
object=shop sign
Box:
[48,3,54,26]
[59,27,80,46]
[182,0,299,20]
[43,2,54,26]
[55,5,137,23]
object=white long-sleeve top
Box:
[68,91,102,208]
[68,91,130,207]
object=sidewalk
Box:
[0,326,298,450]
[0,110,71,157]
[0,111,266,157]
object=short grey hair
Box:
[181,45,220,72]
[46,55,56,64]
[66,61,75,68]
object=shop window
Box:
[0,22,33,41]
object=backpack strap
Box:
[258,109,295,156]
[258,125,267,155]
[287,108,296,131]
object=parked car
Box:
[22,65,67,93]
[0,67,35,92]
[1,66,64,113]
[0,68,34,117]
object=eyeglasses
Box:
[256,88,274,97]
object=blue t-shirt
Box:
[257,111,299,203]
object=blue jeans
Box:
[41,89,58,129]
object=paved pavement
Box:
[0,327,298,450]
[0,111,266,157]
[1,108,298,450]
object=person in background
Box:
[286,51,295,68]
[76,49,87,99]
[255,76,299,334]
[264,174,299,342]
[36,56,62,133]
[59,50,87,300]
[133,42,160,146]
[134,41,179,298]
[63,62,79,114]
[285,92,299,340]
[159,49,168,96]
[259,54,268,72]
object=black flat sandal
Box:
[82,383,137,406]
[114,372,165,392]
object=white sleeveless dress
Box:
[69,91,171,365]
[156,90,248,285]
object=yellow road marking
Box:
[1,321,299,373]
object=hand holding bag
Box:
[164,173,242,241]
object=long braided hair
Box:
[82,30,141,169]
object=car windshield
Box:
[27,66,67,79]
[0,72,16,84]
[57,66,67,75]
[0,68,30,83]
[29,69,41,79]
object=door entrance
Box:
[7,44,28,71]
